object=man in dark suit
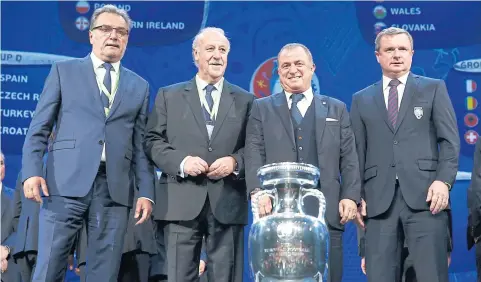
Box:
[21,5,154,281]
[350,27,459,282]
[11,171,41,282]
[145,27,254,282]
[118,176,157,282]
[468,138,481,280]
[245,43,361,282]
[1,151,19,281]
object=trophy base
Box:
[256,278,322,282]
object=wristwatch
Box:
[444,182,452,191]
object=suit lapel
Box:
[106,66,126,120]
[210,81,235,143]
[314,95,328,155]
[373,81,395,133]
[182,79,210,143]
[272,92,295,146]
[81,56,105,119]
[394,73,419,134]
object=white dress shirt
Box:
[90,53,120,162]
[382,72,409,110]
[284,87,314,117]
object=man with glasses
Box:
[22,5,154,281]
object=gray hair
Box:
[191,27,231,67]
[375,27,413,51]
[277,43,314,65]
[90,4,132,31]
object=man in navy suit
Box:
[351,27,459,282]
[21,5,154,281]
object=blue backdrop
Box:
[1,1,480,281]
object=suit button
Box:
[299,146,303,151]
[98,140,104,145]
[208,147,213,152]
[299,157,304,161]
[393,140,398,145]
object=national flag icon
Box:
[373,6,387,20]
[76,1,90,14]
[75,16,90,31]
[465,113,479,128]
[465,130,479,145]
[466,96,478,110]
[466,79,477,93]
[374,22,387,35]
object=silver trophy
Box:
[249,162,329,282]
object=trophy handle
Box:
[301,188,326,224]
[251,190,276,223]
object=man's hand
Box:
[426,180,449,214]
[207,156,236,180]
[0,258,7,274]
[339,199,357,224]
[183,157,209,177]
[361,257,366,275]
[23,176,49,203]
[255,192,273,218]
[355,199,367,229]
[0,246,9,261]
[199,260,206,276]
[134,198,153,225]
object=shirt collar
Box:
[195,75,224,94]
[90,53,120,72]
[284,87,314,102]
[382,72,409,90]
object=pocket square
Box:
[326,118,338,121]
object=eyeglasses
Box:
[91,25,129,37]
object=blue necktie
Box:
[290,93,304,126]
[101,63,113,108]
[203,84,216,122]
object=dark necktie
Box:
[101,63,113,109]
[388,79,401,127]
[203,84,216,122]
[290,93,305,126]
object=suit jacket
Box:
[245,92,361,230]
[12,171,41,256]
[123,176,157,254]
[350,73,459,218]
[1,185,16,247]
[468,138,481,249]
[145,78,255,224]
[22,55,154,206]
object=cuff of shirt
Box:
[178,156,191,178]
[138,197,154,205]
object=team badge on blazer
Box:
[414,107,423,119]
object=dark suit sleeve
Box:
[3,175,23,249]
[245,100,266,195]
[350,95,367,200]
[338,103,361,204]
[228,95,255,179]
[468,139,481,248]
[357,226,366,257]
[133,83,155,201]
[22,63,61,182]
[145,88,190,176]
[432,80,460,186]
